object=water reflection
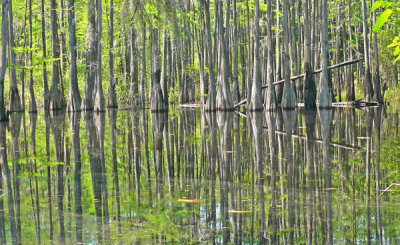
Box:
[0,107,398,243]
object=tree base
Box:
[8,88,22,112]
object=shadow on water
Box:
[0,106,399,243]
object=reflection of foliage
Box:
[112,199,199,243]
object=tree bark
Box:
[303,0,316,108]
[281,0,297,109]
[82,0,97,111]
[232,0,240,103]
[265,0,277,110]
[372,10,383,104]
[160,30,169,107]
[67,0,81,111]
[28,0,36,112]
[94,0,105,112]
[216,0,233,110]
[275,0,283,104]
[8,0,22,112]
[107,0,117,108]
[129,2,139,107]
[346,0,355,101]
[362,0,373,101]
[41,0,49,109]
[249,0,263,110]
[150,27,165,112]
[204,0,216,111]
[0,0,8,121]
[318,0,332,108]
[48,0,62,110]
[140,22,146,105]
[7,0,22,112]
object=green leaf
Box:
[394,55,400,63]
[394,46,400,56]
[371,1,383,12]
[373,9,393,33]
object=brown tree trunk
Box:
[82,0,97,111]
[318,0,332,108]
[107,0,117,108]
[265,0,277,110]
[372,10,383,104]
[94,0,105,112]
[48,0,62,110]
[0,0,8,121]
[232,0,240,103]
[28,0,36,112]
[160,30,169,107]
[67,0,81,111]
[346,0,355,101]
[281,0,297,109]
[216,0,233,110]
[362,0,373,101]
[150,27,166,112]
[249,0,263,110]
[140,22,146,105]
[7,0,22,113]
[204,0,216,111]
[303,0,316,108]
[41,0,49,109]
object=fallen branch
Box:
[380,183,400,197]
[266,58,363,88]
[235,58,362,108]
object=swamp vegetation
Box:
[0,0,400,244]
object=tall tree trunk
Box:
[160,30,168,107]
[129,0,139,107]
[82,0,97,111]
[265,0,277,110]
[346,0,355,101]
[0,0,9,121]
[232,0,240,103]
[281,0,297,109]
[28,0,36,112]
[372,10,382,104]
[107,0,117,108]
[150,27,165,111]
[216,0,233,110]
[94,0,105,112]
[140,22,146,105]
[249,0,262,110]
[335,3,342,102]
[303,0,316,108]
[318,0,332,108]
[275,0,283,104]
[7,0,22,112]
[362,0,373,101]
[67,0,81,111]
[204,0,216,111]
[41,0,49,109]
[48,0,62,110]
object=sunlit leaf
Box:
[373,9,393,33]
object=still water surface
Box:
[0,107,399,244]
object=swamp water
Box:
[0,107,399,244]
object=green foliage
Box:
[168,86,179,105]
[372,0,400,63]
